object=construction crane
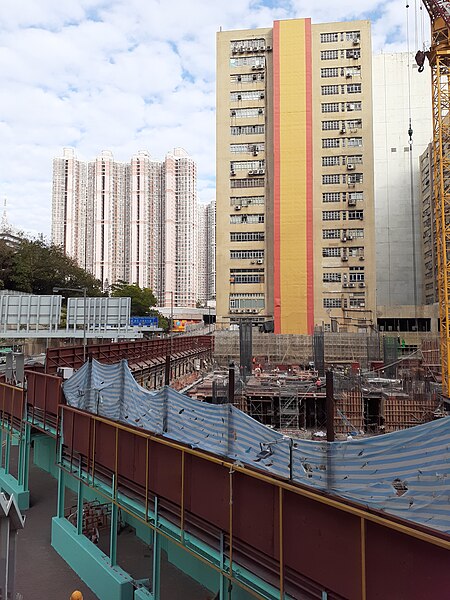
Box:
[416,1,450,396]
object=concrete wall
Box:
[373,52,432,306]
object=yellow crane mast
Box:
[417,1,450,396]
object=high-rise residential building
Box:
[197,200,216,304]
[217,19,375,334]
[372,53,432,309]
[420,143,438,305]
[52,148,198,307]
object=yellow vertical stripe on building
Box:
[278,20,309,334]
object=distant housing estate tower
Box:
[52,148,198,307]
[197,200,216,304]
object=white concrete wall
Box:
[373,52,432,306]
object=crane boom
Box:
[419,1,450,396]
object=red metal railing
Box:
[45,335,214,374]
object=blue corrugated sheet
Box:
[63,360,450,533]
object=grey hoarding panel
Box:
[66,297,131,330]
[0,295,61,333]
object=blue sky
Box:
[0,0,427,237]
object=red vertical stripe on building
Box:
[305,19,314,334]
[273,22,281,333]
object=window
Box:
[323,174,341,184]
[323,247,341,257]
[347,228,364,238]
[231,73,265,84]
[348,173,363,184]
[350,296,366,308]
[231,39,266,53]
[231,125,265,135]
[230,90,264,102]
[231,178,265,188]
[323,192,341,203]
[323,211,341,220]
[230,56,265,68]
[324,298,342,308]
[322,120,340,131]
[346,155,363,165]
[321,67,339,77]
[346,119,362,130]
[348,192,363,202]
[347,137,362,147]
[322,102,340,113]
[230,232,265,242]
[345,66,361,77]
[346,101,362,111]
[230,196,264,206]
[347,83,362,93]
[230,142,265,153]
[231,108,264,118]
[323,138,340,148]
[348,210,364,220]
[346,49,361,59]
[322,156,340,167]
[230,270,265,284]
[230,160,265,170]
[322,85,340,95]
[345,31,360,42]
[321,32,339,43]
[323,272,341,282]
[323,229,341,239]
[349,267,365,282]
[230,213,265,224]
[230,250,264,260]
[321,50,339,60]
[229,293,265,309]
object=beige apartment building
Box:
[217,19,376,334]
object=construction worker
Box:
[70,592,83,600]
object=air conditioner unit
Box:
[340,128,346,134]
[230,172,236,177]
[57,367,74,380]
[359,255,365,261]
[359,215,364,220]
[342,256,348,261]
[257,259,264,264]
[260,93,265,99]
[237,75,242,81]
[251,65,257,70]
[252,74,257,80]
[266,45,272,51]
[348,199,357,206]
[258,108,264,114]
[343,283,348,288]
[348,183,356,188]
[237,94,242,100]
[359,282,366,288]
[360,302,365,308]
[253,150,258,156]
[258,169,265,175]
[348,235,353,240]
[253,46,258,51]
[347,164,355,170]
[232,49,237,54]
[353,37,360,45]
[341,236,347,242]
[346,73,352,78]
[231,110,236,116]
[248,170,255,175]
[349,283,356,288]
[234,205,241,210]
[250,260,255,264]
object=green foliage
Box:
[111,281,157,316]
[148,309,169,332]
[0,238,102,295]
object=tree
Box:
[0,237,103,295]
[111,281,157,316]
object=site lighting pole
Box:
[53,286,88,363]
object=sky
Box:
[0,0,429,238]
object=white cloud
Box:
[0,0,426,235]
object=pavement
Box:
[14,448,214,600]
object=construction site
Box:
[185,329,445,440]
